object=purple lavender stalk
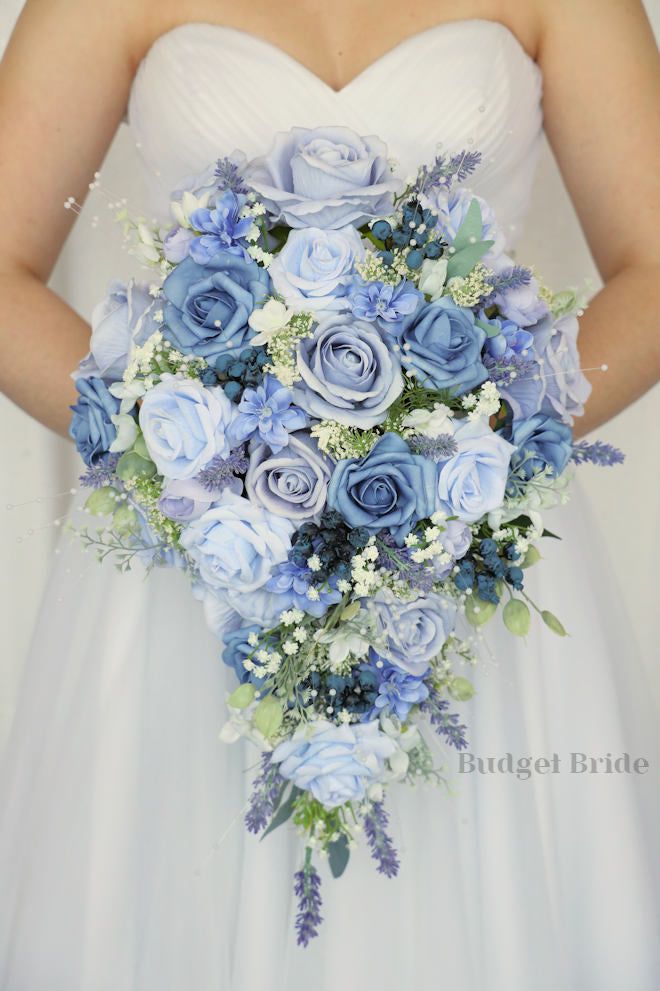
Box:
[245,754,284,834]
[78,453,120,489]
[421,690,468,751]
[362,801,400,878]
[293,856,323,947]
[197,446,249,492]
[571,440,625,467]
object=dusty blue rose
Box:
[399,298,487,394]
[162,249,270,364]
[222,625,264,687]
[69,377,120,466]
[271,719,396,808]
[246,431,333,522]
[506,413,573,479]
[328,433,437,544]
[75,281,156,381]
[367,589,457,677]
[139,378,235,480]
[180,490,294,593]
[293,314,403,428]
[436,419,515,523]
[246,126,401,229]
[268,225,364,312]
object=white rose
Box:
[417,258,448,300]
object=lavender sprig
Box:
[197,446,249,492]
[415,149,482,194]
[421,691,468,750]
[362,801,400,878]
[483,353,537,388]
[214,156,249,195]
[376,534,436,594]
[486,265,533,295]
[245,754,285,834]
[571,440,625,467]
[293,855,323,947]
[408,433,458,462]
[78,454,120,489]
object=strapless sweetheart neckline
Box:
[135,18,540,96]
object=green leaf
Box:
[227,683,255,709]
[132,432,150,461]
[541,610,568,637]
[328,834,350,878]
[522,546,542,569]
[84,486,119,516]
[452,199,484,251]
[253,695,284,740]
[446,240,494,280]
[112,505,140,536]
[541,528,561,540]
[261,785,301,839]
[465,595,497,627]
[341,601,361,622]
[116,451,157,481]
[503,598,531,637]
[475,317,500,338]
[449,676,476,702]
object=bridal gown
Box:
[1,19,659,990]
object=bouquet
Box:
[69,126,622,945]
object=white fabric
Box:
[1,18,659,990]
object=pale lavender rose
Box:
[158,476,241,523]
[422,187,506,263]
[436,420,515,523]
[75,280,156,381]
[163,227,197,264]
[180,490,294,593]
[490,254,549,327]
[532,314,592,424]
[293,314,403,428]
[268,226,365,312]
[246,431,333,523]
[246,126,401,229]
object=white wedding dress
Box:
[1,20,659,990]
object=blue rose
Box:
[436,419,515,523]
[139,377,235,480]
[349,278,423,334]
[399,297,487,394]
[246,126,401,229]
[327,433,437,544]
[75,280,156,382]
[180,490,294,593]
[162,249,270,363]
[367,589,457,677]
[271,719,396,808]
[268,226,364,312]
[292,314,403,428]
[506,413,573,480]
[69,377,120,466]
[222,625,264,686]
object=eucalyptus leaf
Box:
[261,785,301,839]
[449,676,476,702]
[452,199,484,251]
[132,432,150,461]
[328,834,350,879]
[465,595,497,627]
[522,546,542,569]
[474,317,500,338]
[84,486,119,516]
[253,695,284,739]
[227,683,255,710]
[446,240,494,280]
[541,610,568,637]
[503,599,531,637]
[116,451,156,482]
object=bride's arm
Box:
[538,0,660,436]
[0,0,148,436]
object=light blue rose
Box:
[367,589,457,677]
[75,281,156,381]
[180,490,294,593]
[162,249,270,364]
[268,226,364,312]
[246,431,333,522]
[246,126,401,229]
[293,314,403,428]
[436,419,515,523]
[328,433,437,544]
[139,377,235,480]
[271,719,396,808]
[532,314,592,424]
[505,413,573,480]
[399,297,487,394]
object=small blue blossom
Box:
[229,375,307,453]
[188,190,255,264]
[349,278,422,332]
[368,658,429,721]
[265,558,342,616]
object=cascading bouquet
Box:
[69,126,622,945]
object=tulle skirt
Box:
[1,487,659,990]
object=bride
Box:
[1,1,659,988]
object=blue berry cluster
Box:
[454,538,524,604]
[214,346,269,400]
[370,198,444,272]
[304,665,379,719]
[291,512,371,582]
